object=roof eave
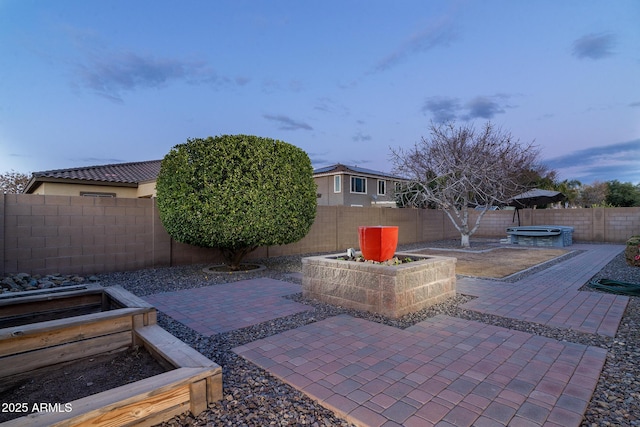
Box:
[313,170,406,181]
[24,177,138,193]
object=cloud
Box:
[305,150,335,167]
[422,94,514,122]
[544,139,640,184]
[462,96,506,120]
[537,113,555,120]
[630,101,640,108]
[352,132,372,142]
[289,80,304,92]
[75,50,221,102]
[73,157,128,165]
[345,158,373,166]
[571,32,616,60]
[373,18,457,72]
[263,114,313,131]
[421,97,461,122]
[314,97,350,116]
[260,78,305,94]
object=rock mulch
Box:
[0,273,99,293]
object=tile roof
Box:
[26,160,401,193]
[31,160,162,184]
[313,163,403,180]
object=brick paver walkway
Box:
[144,278,311,335]
[458,244,628,336]
[235,314,607,426]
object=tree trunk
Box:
[460,233,470,248]
[221,246,258,271]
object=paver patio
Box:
[234,314,607,426]
[143,278,312,335]
[148,243,628,426]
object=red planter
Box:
[358,226,399,262]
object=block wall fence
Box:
[1,193,638,276]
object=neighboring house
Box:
[23,160,405,207]
[24,160,162,198]
[313,164,405,207]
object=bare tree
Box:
[390,122,542,247]
[0,170,30,194]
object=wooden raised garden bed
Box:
[0,284,222,427]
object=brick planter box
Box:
[302,252,456,318]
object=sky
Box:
[1,0,639,185]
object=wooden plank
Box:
[105,286,154,309]
[207,370,223,403]
[3,367,214,427]
[132,313,145,331]
[120,404,187,427]
[0,310,135,358]
[189,378,208,415]
[101,292,111,312]
[0,287,102,309]
[0,305,103,329]
[0,307,142,345]
[0,294,103,323]
[138,341,176,372]
[64,384,190,427]
[144,310,157,326]
[0,331,131,378]
[0,283,102,302]
[135,325,219,368]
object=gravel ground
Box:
[95,240,640,427]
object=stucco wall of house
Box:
[137,181,157,197]
[29,181,157,198]
[342,175,372,207]
[30,182,139,198]
[315,174,399,207]
[314,175,346,206]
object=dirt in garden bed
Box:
[0,345,167,422]
[411,247,570,279]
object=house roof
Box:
[313,164,403,180]
[24,160,402,194]
[24,160,162,193]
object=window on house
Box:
[377,180,386,195]
[334,175,341,193]
[351,176,366,194]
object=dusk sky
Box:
[1,0,639,184]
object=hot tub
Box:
[506,225,574,247]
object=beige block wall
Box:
[2,194,158,276]
[604,207,640,242]
[471,207,640,242]
[267,205,339,257]
[1,193,639,276]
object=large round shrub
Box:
[156,135,317,270]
